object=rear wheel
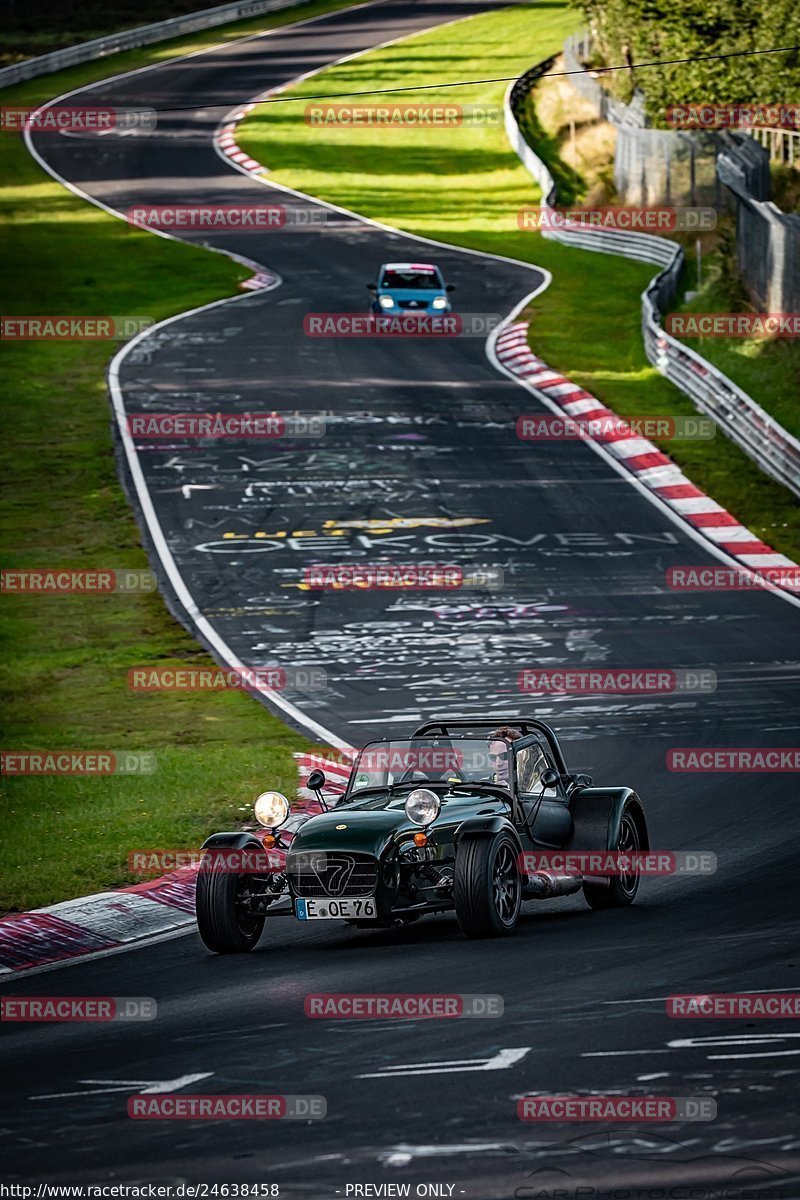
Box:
[454,831,522,938]
[195,859,266,953]
[583,807,642,910]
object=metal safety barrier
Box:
[0,0,309,89]
[505,63,800,501]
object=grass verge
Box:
[667,242,800,443]
[527,56,799,448]
[238,0,800,561]
[0,0,362,913]
[2,0,291,66]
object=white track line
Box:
[23,0,548,751]
[211,27,800,613]
[13,0,800,972]
[21,3,416,749]
[487,303,800,613]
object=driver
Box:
[486,726,522,785]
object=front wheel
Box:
[583,805,643,910]
[453,831,522,938]
[195,860,266,953]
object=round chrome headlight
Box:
[254,791,290,828]
[405,788,441,827]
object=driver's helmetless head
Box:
[487,726,522,784]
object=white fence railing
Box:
[748,126,800,167]
[0,0,309,90]
[505,65,800,502]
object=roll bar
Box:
[411,716,569,775]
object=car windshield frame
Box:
[380,268,442,290]
[344,736,518,814]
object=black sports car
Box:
[195,716,649,952]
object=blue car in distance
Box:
[368,261,455,315]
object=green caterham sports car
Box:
[195,716,649,952]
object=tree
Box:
[573,0,800,127]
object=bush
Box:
[572,0,800,127]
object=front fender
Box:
[200,831,265,851]
[454,815,521,846]
[566,788,649,852]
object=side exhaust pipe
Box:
[524,869,609,898]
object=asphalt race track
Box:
[4,0,800,1193]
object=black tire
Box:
[453,831,522,938]
[583,806,642,910]
[195,860,265,953]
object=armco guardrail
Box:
[563,32,728,210]
[0,0,308,89]
[505,62,800,502]
[562,32,647,129]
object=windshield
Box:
[349,737,510,794]
[381,268,441,290]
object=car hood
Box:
[379,288,443,302]
[288,807,409,855]
[287,791,505,855]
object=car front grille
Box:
[287,851,378,898]
[398,299,429,310]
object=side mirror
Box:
[540,767,560,789]
[445,284,455,292]
[367,283,377,291]
[307,769,326,791]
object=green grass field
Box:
[1,0,356,66]
[2,0,798,912]
[0,0,363,913]
[238,0,800,561]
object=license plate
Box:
[295,896,376,921]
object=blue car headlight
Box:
[431,296,448,310]
[378,295,395,309]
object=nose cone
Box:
[290,805,410,855]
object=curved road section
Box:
[8,0,800,1193]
